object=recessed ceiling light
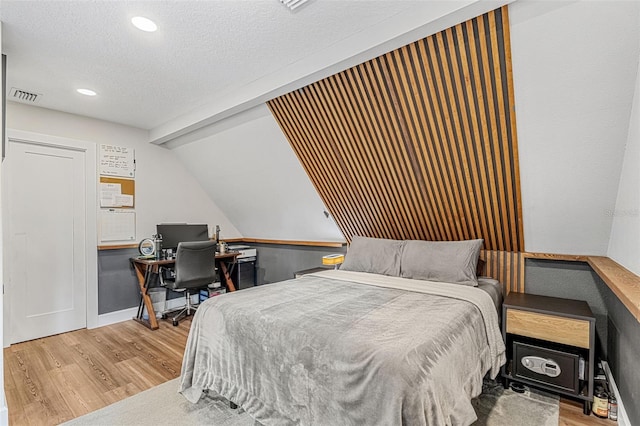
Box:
[131,16,157,32]
[77,88,97,96]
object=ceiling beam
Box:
[149,0,513,146]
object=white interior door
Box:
[7,140,87,343]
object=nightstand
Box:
[501,292,596,414]
[294,266,332,278]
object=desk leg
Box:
[132,263,159,330]
[219,261,236,292]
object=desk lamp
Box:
[322,254,345,269]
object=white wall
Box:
[0,20,8,426]
[171,104,344,242]
[171,1,640,254]
[5,102,240,242]
[608,53,640,276]
[510,0,640,255]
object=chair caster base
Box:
[172,319,179,326]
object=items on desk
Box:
[163,248,174,259]
[218,241,228,254]
[138,235,162,259]
[153,234,163,260]
[138,237,156,257]
[157,223,209,250]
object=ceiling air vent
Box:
[279,0,309,11]
[9,87,42,104]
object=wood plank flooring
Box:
[4,318,615,425]
[4,318,191,425]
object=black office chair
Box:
[160,240,217,326]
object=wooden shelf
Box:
[99,238,346,251]
[98,243,138,250]
[523,252,589,262]
[587,256,640,323]
[523,252,640,323]
[235,238,346,248]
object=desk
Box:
[131,251,239,330]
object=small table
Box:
[131,251,239,330]
[501,292,596,414]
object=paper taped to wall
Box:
[100,182,134,207]
[100,209,136,242]
[100,144,135,177]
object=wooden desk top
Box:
[132,251,240,265]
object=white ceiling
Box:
[0,0,508,144]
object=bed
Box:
[179,237,506,425]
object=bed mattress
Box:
[180,270,505,425]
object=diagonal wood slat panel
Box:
[268,6,524,253]
[479,250,525,294]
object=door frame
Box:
[3,129,98,347]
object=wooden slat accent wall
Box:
[268,6,523,253]
[480,250,525,294]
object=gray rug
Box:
[471,380,559,426]
[64,378,558,426]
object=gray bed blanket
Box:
[180,270,506,425]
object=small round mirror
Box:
[138,238,156,256]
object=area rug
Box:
[471,380,559,426]
[64,378,559,426]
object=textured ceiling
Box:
[0,0,508,139]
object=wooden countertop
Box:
[526,252,640,323]
[587,256,640,322]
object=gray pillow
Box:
[340,236,404,276]
[400,239,483,286]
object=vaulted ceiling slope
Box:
[270,6,522,252]
[172,1,639,257]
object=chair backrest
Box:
[173,241,217,290]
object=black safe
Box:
[513,341,581,395]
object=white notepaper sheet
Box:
[100,210,136,242]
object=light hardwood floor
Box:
[4,318,190,425]
[4,318,615,425]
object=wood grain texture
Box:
[522,253,640,321]
[506,309,591,349]
[98,243,138,250]
[237,238,346,248]
[4,318,601,425]
[479,250,524,294]
[4,319,190,426]
[523,252,590,262]
[588,256,640,322]
[98,239,348,250]
[268,6,524,252]
[559,398,613,426]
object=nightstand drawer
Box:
[506,309,590,348]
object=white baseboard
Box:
[0,395,8,426]
[602,360,630,426]
[95,296,197,328]
[96,307,138,328]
